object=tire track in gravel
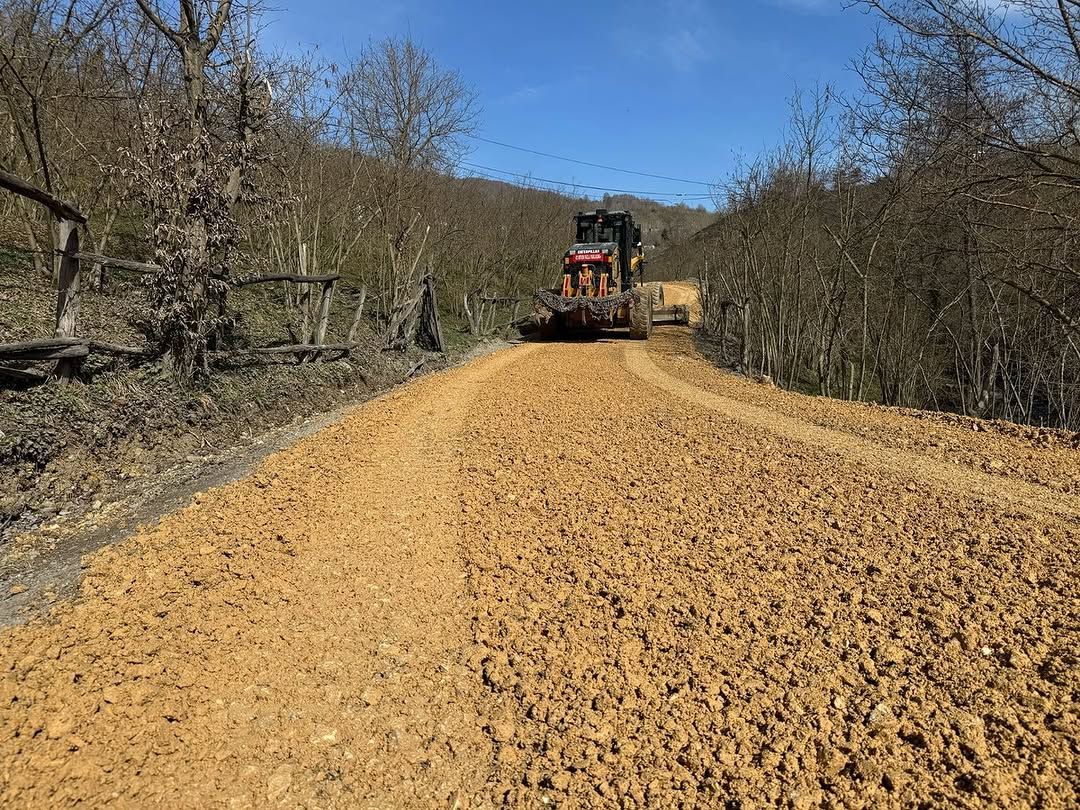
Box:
[623,342,1080,524]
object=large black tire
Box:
[629,288,653,340]
[647,282,665,308]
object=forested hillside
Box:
[654,0,1080,430]
[598,195,713,253]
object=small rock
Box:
[102,686,123,704]
[1006,648,1032,669]
[549,771,571,791]
[488,720,515,743]
[360,686,382,706]
[873,643,906,666]
[955,713,989,760]
[821,748,846,776]
[832,695,848,710]
[267,768,292,800]
[8,584,28,596]
[868,702,894,728]
[790,787,825,809]
[958,628,979,651]
[45,713,74,739]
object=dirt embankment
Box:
[0,318,1077,807]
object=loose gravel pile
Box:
[1,310,1077,807]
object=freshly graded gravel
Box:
[1,300,1076,807]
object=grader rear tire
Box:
[629,289,653,340]
[647,282,665,308]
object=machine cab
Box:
[565,210,643,294]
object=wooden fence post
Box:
[309,279,335,360]
[417,273,444,353]
[297,242,312,341]
[53,218,82,382]
[347,284,367,345]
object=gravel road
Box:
[1,287,1077,807]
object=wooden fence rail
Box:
[0,169,426,384]
[0,337,151,363]
[1,170,88,381]
[73,252,160,275]
[0,169,86,224]
[74,253,340,289]
[232,273,339,287]
[212,341,361,356]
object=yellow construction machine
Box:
[533,210,689,339]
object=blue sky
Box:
[265,0,880,206]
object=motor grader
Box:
[533,210,688,339]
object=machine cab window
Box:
[575,212,624,246]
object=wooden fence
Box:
[0,168,386,383]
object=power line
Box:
[466,171,714,205]
[463,165,714,201]
[459,161,714,201]
[467,134,714,187]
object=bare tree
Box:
[693,3,1080,427]
[341,37,476,171]
[127,0,272,379]
[339,37,477,348]
[0,0,122,275]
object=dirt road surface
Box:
[2,284,1077,807]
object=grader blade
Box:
[652,304,690,326]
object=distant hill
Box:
[646,216,716,282]
[454,176,715,260]
[596,194,714,253]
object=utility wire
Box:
[459,161,714,200]
[464,167,714,202]
[467,134,714,187]
[466,171,714,204]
